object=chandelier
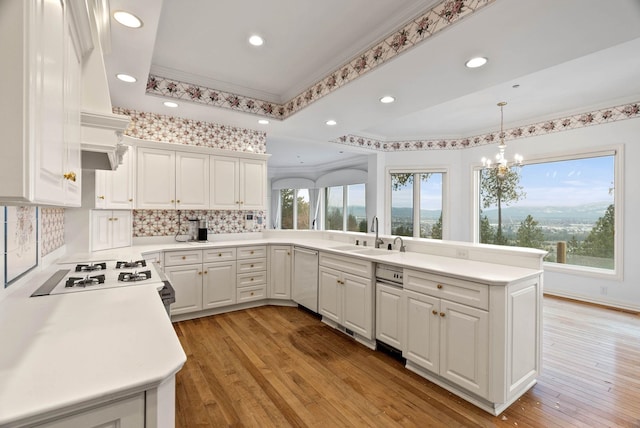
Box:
[481,102,523,178]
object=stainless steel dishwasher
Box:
[292,247,319,312]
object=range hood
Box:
[81,110,131,171]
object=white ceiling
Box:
[103,0,640,170]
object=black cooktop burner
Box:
[116,260,147,269]
[118,270,152,282]
[75,262,107,272]
[65,274,106,288]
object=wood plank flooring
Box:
[173,297,640,427]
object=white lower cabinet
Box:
[375,283,404,350]
[318,253,373,343]
[164,262,203,315]
[268,245,292,300]
[34,393,144,428]
[90,210,132,252]
[236,246,267,303]
[203,260,237,309]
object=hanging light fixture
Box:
[481,101,523,178]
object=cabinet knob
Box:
[250,264,254,268]
[177,199,181,203]
[113,217,119,221]
[171,200,175,203]
[250,250,254,254]
[182,256,186,260]
[250,277,254,281]
[437,284,443,289]
[432,310,438,315]
[198,271,202,275]
[63,172,77,182]
[128,198,133,202]
[97,195,105,200]
[440,312,445,317]
[204,271,208,274]
[250,292,255,296]
[218,253,222,257]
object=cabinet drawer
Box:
[237,245,267,259]
[237,271,267,287]
[405,270,489,310]
[203,247,236,262]
[237,284,266,303]
[164,250,203,266]
[319,252,372,278]
[237,257,267,273]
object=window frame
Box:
[385,166,449,239]
[278,188,312,230]
[322,183,367,232]
[472,145,624,281]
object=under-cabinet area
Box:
[153,239,543,415]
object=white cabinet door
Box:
[239,158,266,210]
[136,147,176,209]
[375,283,404,350]
[439,299,489,397]
[90,210,112,252]
[176,152,209,209]
[36,393,145,428]
[318,267,341,324]
[111,210,132,249]
[96,147,134,209]
[210,156,239,209]
[203,261,236,309]
[268,246,291,299]
[404,290,440,373]
[343,272,372,338]
[164,264,203,315]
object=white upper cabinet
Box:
[211,156,266,210]
[176,152,210,210]
[0,0,86,206]
[95,146,135,209]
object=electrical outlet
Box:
[456,249,469,259]
[600,286,608,296]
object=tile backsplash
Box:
[41,208,64,257]
[133,209,266,237]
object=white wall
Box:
[371,118,640,309]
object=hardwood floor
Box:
[173,297,640,427]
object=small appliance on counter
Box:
[198,219,208,241]
[188,218,199,241]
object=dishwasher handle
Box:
[294,247,318,256]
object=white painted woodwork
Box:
[239,158,266,210]
[342,272,372,338]
[136,147,176,209]
[176,152,209,209]
[164,263,203,315]
[36,393,145,428]
[203,247,237,263]
[95,147,134,209]
[237,246,267,259]
[90,210,132,252]
[210,156,240,209]
[268,246,292,300]
[404,289,440,372]
[375,283,404,350]
[203,260,237,309]
[318,267,342,324]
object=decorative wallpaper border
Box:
[133,209,266,237]
[146,0,493,119]
[113,107,267,154]
[41,208,64,257]
[335,101,640,151]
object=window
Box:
[477,149,621,274]
[389,171,444,239]
[324,184,367,232]
[279,188,310,230]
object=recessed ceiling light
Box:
[249,35,264,46]
[257,119,269,125]
[325,119,337,126]
[163,101,178,108]
[380,96,395,104]
[113,11,143,28]
[465,57,488,68]
[116,73,136,83]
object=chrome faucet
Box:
[370,216,384,248]
[393,236,406,252]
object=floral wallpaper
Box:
[113,107,266,154]
[41,208,64,257]
[146,0,493,119]
[133,209,266,237]
[335,101,640,151]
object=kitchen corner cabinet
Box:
[210,156,266,210]
[136,147,209,210]
[0,0,85,206]
[163,250,205,315]
[318,253,374,344]
[268,245,292,299]
[90,210,132,252]
[95,146,134,209]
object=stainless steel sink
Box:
[349,248,393,256]
[329,244,361,251]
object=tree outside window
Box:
[390,172,443,239]
[280,188,310,230]
[324,184,366,232]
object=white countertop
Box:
[0,235,541,426]
[0,261,186,426]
